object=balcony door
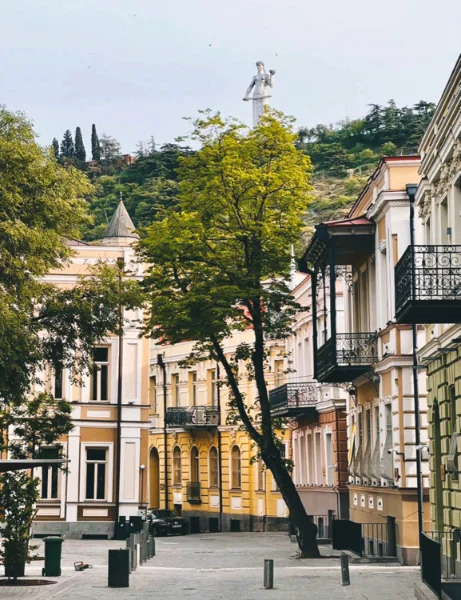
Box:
[191,446,200,483]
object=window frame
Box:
[40,448,61,501]
[85,447,108,501]
[190,446,200,483]
[173,446,182,485]
[231,445,242,490]
[79,442,113,503]
[90,346,110,402]
[209,446,219,488]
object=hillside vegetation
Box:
[50,101,435,242]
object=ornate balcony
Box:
[269,382,318,418]
[186,481,201,504]
[316,333,378,383]
[395,245,461,323]
[165,406,220,428]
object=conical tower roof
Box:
[103,201,138,246]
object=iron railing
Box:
[395,245,461,313]
[317,333,378,375]
[165,406,220,428]
[186,481,201,504]
[269,382,318,415]
[332,518,397,558]
[421,533,442,597]
[425,530,461,580]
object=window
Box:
[150,375,158,414]
[307,433,314,485]
[374,406,380,446]
[40,448,60,500]
[171,374,179,407]
[190,372,197,406]
[53,363,64,399]
[274,360,284,387]
[231,445,241,489]
[366,409,371,450]
[209,446,219,487]
[315,432,322,485]
[325,432,334,486]
[173,446,182,485]
[257,458,265,491]
[85,448,107,500]
[209,369,218,407]
[91,347,109,401]
[191,446,199,483]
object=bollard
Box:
[340,553,350,586]
[263,559,274,589]
[125,538,133,572]
[143,521,150,540]
[151,536,156,557]
[147,537,152,559]
[133,544,138,571]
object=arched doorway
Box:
[149,447,160,509]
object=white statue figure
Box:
[243,61,276,126]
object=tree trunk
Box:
[262,447,320,558]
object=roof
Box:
[103,201,138,240]
[347,155,420,218]
[0,459,70,473]
[321,216,373,228]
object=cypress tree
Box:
[60,130,75,159]
[51,138,60,160]
[75,127,86,164]
[91,124,101,161]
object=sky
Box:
[1,0,461,154]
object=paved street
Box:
[1,533,419,599]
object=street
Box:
[3,533,419,599]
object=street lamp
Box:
[406,183,424,542]
[139,464,146,515]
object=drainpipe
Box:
[158,353,169,510]
[407,183,424,540]
[217,363,223,532]
[334,405,342,519]
[114,258,124,538]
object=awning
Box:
[0,459,70,473]
[299,215,375,271]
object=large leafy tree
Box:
[0,105,143,575]
[138,110,320,558]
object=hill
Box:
[51,100,435,242]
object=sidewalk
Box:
[1,533,419,599]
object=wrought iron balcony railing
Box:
[165,406,220,428]
[186,481,201,504]
[395,245,461,323]
[316,333,378,383]
[269,382,318,417]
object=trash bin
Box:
[108,549,130,588]
[129,516,143,533]
[43,536,64,577]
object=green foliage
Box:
[0,471,38,578]
[298,99,435,175]
[91,124,101,161]
[82,143,190,240]
[60,129,75,160]
[75,126,86,165]
[52,137,60,159]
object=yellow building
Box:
[148,334,290,532]
[32,202,150,538]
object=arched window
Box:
[191,446,200,483]
[209,446,219,487]
[231,445,241,489]
[173,446,182,485]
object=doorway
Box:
[149,447,160,509]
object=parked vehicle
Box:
[148,509,189,536]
